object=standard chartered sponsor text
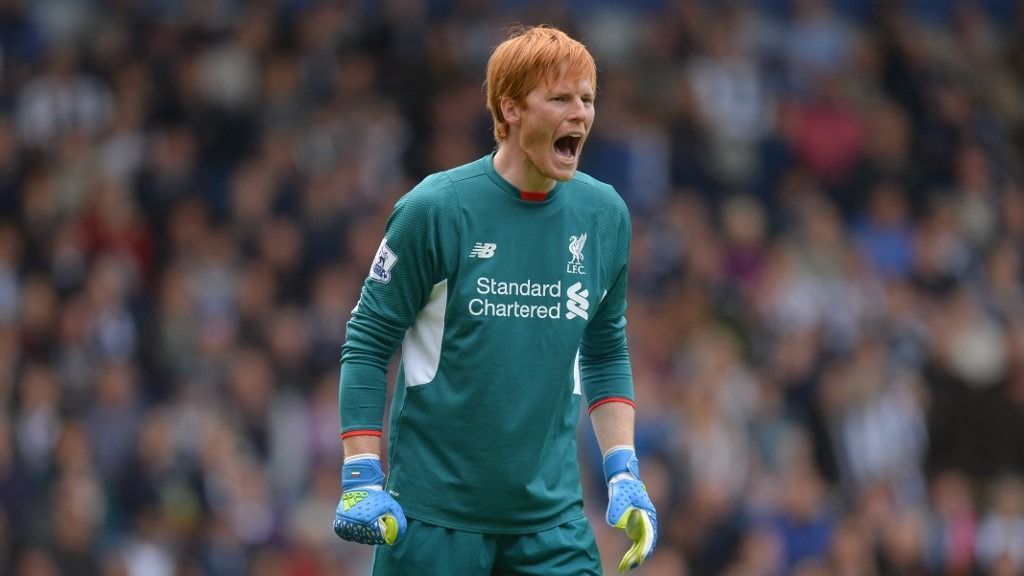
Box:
[470,277,563,318]
[476,277,562,297]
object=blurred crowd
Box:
[1,0,1023,575]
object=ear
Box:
[500,96,522,127]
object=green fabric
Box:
[371,516,600,576]
[341,153,634,532]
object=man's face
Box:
[509,71,595,184]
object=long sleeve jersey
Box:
[340,153,634,533]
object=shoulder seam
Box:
[446,167,487,184]
[571,172,620,203]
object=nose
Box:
[567,97,589,122]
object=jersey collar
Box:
[484,152,562,203]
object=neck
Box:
[493,142,555,193]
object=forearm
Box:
[589,400,635,455]
[597,397,657,573]
[343,435,382,460]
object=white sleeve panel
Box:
[402,279,448,387]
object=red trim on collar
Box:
[519,190,548,202]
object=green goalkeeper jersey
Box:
[340,153,634,533]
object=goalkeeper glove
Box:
[334,454,407,545]
[604,446,658,573]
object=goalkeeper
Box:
[335,25,657,575]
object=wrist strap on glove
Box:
[343,454,385,489]
[603,445,641,483]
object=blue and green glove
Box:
[604,446,658,573]
[334,454,407,545]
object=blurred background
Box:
[1,0,1023,574]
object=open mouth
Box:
[554,134,582,161]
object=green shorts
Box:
[371,515,601,576]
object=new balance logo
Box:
[566,281,589,320]
[469,242,497,258]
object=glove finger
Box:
[617,509,656,573]
[380,515,399,545]
[335,516,386,544]
[393,503,408,538]
[379,498,408,543]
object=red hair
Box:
[485,26,597,142]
